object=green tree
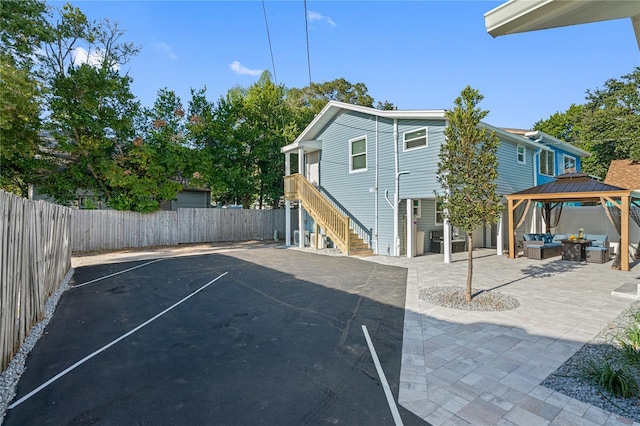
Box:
[436,86,502,302]
[578,67,640,178]
[533,104,583,143]
[0,0,50,196]
[533,67,640,178]
[38,4,149,209]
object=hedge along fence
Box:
[71,208,298,252]
[0,190,72,371]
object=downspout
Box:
[393,119,399,256]
[375,116,379,254]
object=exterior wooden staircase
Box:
[284,173,373,257]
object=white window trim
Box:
[539,150,555,177]
[435,201,444,225]
[349,135,367,173]
[562,154,576,174]
[403,127,428,152]
[516,144,526,164]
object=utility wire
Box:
[262,0,279,86]
[304,0,312,84]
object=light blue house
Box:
[282,101,589,260]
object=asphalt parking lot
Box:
[4,247,425,425]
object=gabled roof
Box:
[508,172,633,202]
[282,101,547,153]
[605,159,640,190]
[484,0,640,50]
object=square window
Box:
[404,127,428,151]
[349,136,367,172]
[563,155,576,173]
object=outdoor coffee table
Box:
[560,239,594,261]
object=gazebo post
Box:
[622,195,630,271]
[508,198,515,259]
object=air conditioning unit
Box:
[309,233,328,249]
[293,230,310,246]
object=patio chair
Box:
[584,234,610,264]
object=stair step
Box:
[349,248,374,257]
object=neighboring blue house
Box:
[281,101,589,259]
[505,129,590,185]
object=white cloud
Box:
[72,47,119,71]
[155,42,178,60]
[229,61,262,76]
[307,11,336,27]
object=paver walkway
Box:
[365,250,640,426]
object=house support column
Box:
[443,217,452,263]
[298,147,305,249]
[285,152,291,246]
[497,208,504,256]
[507,198,516,259]
[406,198,413,258]
[621,195,630,272]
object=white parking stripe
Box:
[8,271,229,410]
[71,259,165,288]
[361,325,404,426]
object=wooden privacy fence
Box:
[71,208,297,252]
[1,190,71,371]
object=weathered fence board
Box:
[0,191,71,371]
[71,208,297,252]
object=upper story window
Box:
[517,144,526,164]
[349,136,367,172]
[563,154,576,173]
[403,127,428,151]
[539,150,555,177]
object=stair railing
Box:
[284,174,350,254]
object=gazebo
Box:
[505,173,640,271]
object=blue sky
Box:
[51,1,638,129]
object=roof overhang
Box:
[485,0,640,50]
[524,130,592,157]
[281,139,322,154]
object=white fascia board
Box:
[524,130,592,157]
[290,100,446,147]
[485,0,640,38]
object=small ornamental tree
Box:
[436,86,502,302]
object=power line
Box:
[261,0,278,85]
[304,0,312,84]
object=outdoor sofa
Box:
[523,233,565,260]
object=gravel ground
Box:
[419,286,521,311]
[0,268,74,425]
[541,302,640,422]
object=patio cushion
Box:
[523,234,536,241]
[552,234,567,242]
[543,242,561,248]
[585,234,608,247]
[543,233,554,243]
[585,246,608,252]
[534,234,544,241]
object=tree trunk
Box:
[465,233,473,302]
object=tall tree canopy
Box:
[0,0,50,196]
[437,86,502,302]
[534,67,640,178]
